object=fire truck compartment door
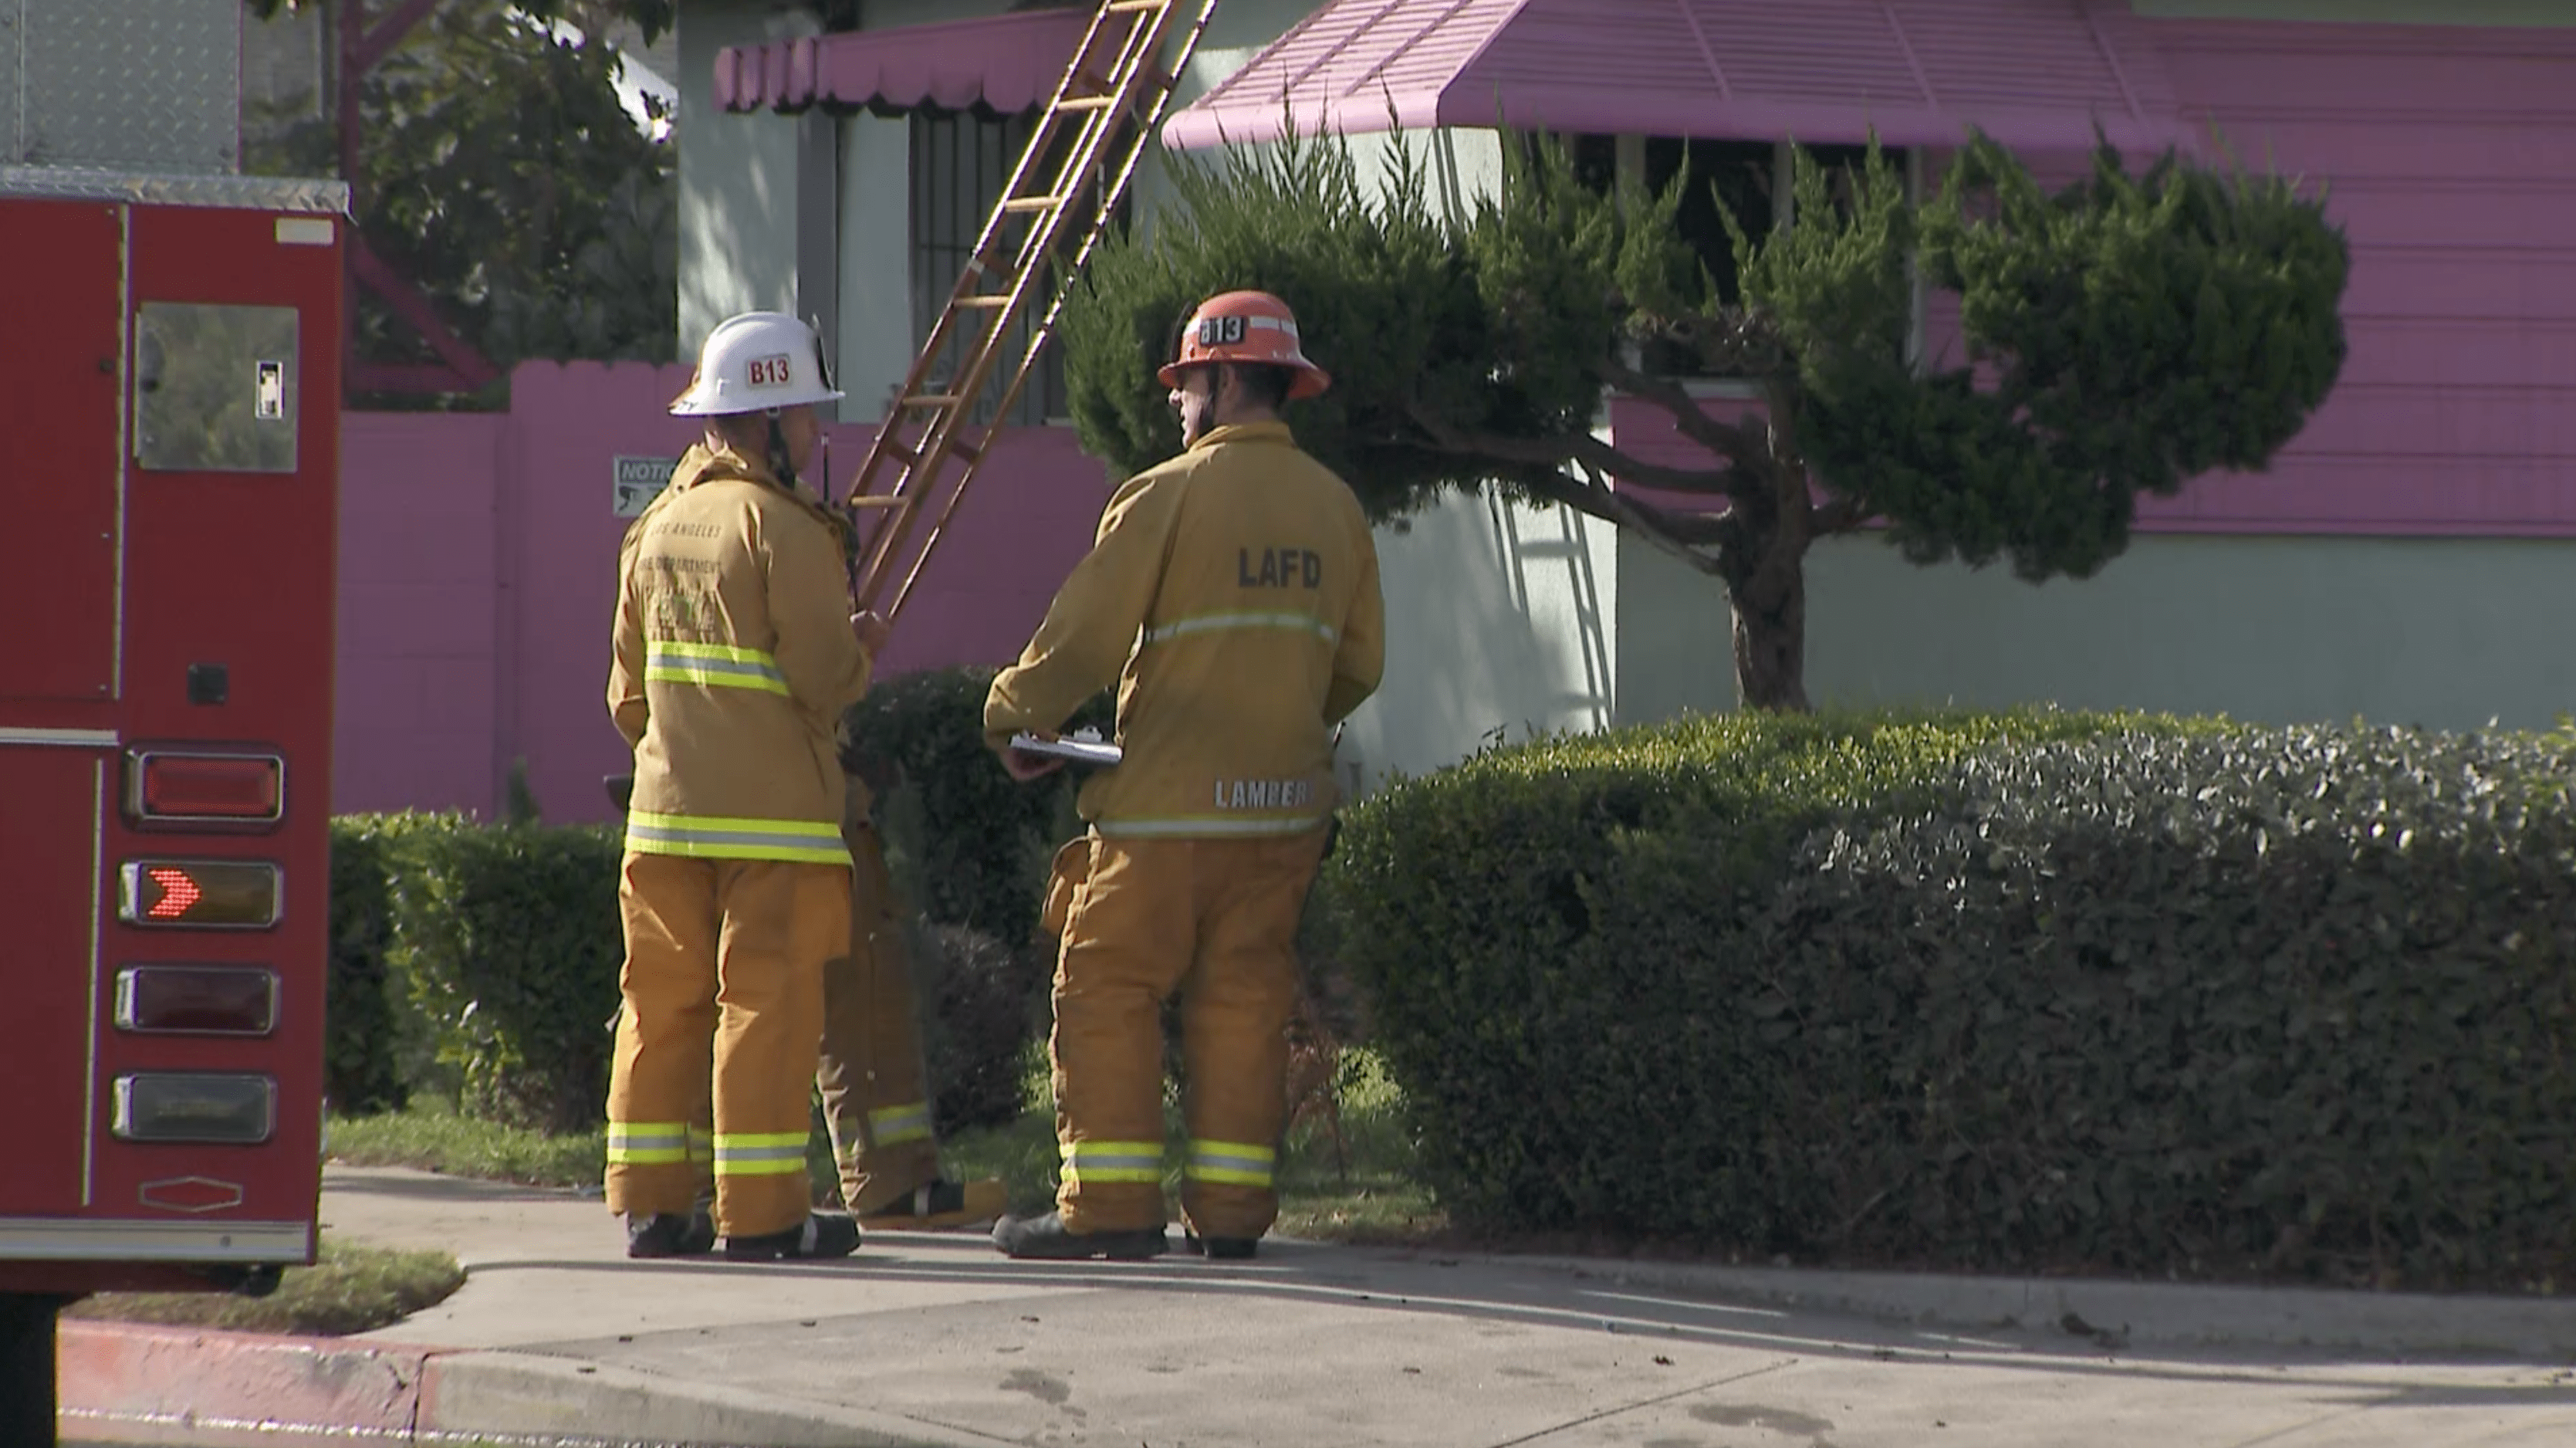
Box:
[134,303,300,474]
[0,200,123,702]
[0,747,107,1215]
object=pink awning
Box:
[714,10,1091,116]
[1163,0,2191,155]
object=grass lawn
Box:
[329,1045,1445,1243]
[66,1237,465,1336]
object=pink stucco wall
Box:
[1611,18,2576,539]
[331,361,1111,824]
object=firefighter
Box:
[814,743,1008,1230]
[605,310,877,1263]
[982,290,1386,1260]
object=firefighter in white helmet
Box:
[982,290,1386,1260]
[604,310,881,1261]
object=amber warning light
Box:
[125,749,284,826]
[118,861,281,929]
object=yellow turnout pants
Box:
[605,852,847,1238]
[814,822,941,1214]
[1048,829,1327,1239]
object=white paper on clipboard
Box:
[1009,732,1123,767]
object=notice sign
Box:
[613,455,679,517]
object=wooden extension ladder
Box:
[842,0,1220,623]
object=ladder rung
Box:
[1001,195,1060,213]
[955,295,1012,309]
[1105,0,1165,11]
[847,495,908,509]
[902,394,963,408]
[1058,96,1121,112]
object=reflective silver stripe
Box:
[1143,611,1337,646]
[0,1216,313,1264]
[1186,1141,1277,1186]
[1095,815,1327,839]
[0,726,120,747]
[644,643,789,694]
[869,1102,933,1145]
[712,1143,808,1163]
[624,810,851,864]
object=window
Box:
[1553,134,1922,382]
[908,110,1066,427]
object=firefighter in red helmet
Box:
[983,290,1385,1260]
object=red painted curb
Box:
[58,1320,438,1433]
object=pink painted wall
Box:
[1611,19,2576,539]
[331,361,1111,824]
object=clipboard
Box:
[1009,731,1123,768]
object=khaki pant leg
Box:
[607,853,719,1220]
[1051,836,1193,1233]
[1177,831,1328,1241]
[708,858,848,1238]
[815,824,940,1213]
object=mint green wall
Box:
[2131,0,2576,25]
[675,2,817,358]
[1334,490,1621,790]
[1618,532,2576,732]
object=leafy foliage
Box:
[246,1,678,398]
[325,818,406,1113]
[378,816,624,1134]
[1060,128,2348,707]
[839,668,1113,944]
[1324,711,2576,1290]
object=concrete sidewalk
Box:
[60,1164,2576,1446]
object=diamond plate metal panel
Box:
[0,165,347,213]
[24,0,238,173]
[1,2,24,165]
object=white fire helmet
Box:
[668,311,845,417]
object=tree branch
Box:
[1555,460,1731,577]
[1402,401,1738,497]
[1590,354,1763,479]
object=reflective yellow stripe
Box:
[608,1122,690,1166]
[713,1130,810,1178]
[1095,815,1325,840]
[1185,1139,1277,1188]
[625,809,853,865]
[1060,1138,1164,1184]
[644,641,790,695]
[868,1102,933,1147]
[1143,611,1337,647]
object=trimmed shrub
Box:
[1327,709,2576,1290]
[840,667,1112,943]
[325,817,405,1114]
[384,816,624,1134]
[915,922,1045,1134]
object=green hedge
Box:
[840,667,1112,945]
[1327,709,2576,1290]
[325,818,405,1114]
[382,817,625,1135]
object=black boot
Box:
[992,1210,1167,1260]
[724,1212,862,1261]
[1183,1228,1258,1260]
[626,1210,715,1259]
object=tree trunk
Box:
[1729,561,1810,713]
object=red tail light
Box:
[118,860,282,929]
[123,749,285,827]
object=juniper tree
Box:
[1057,129,2348,712]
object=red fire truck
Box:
[0,127,344,1448]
